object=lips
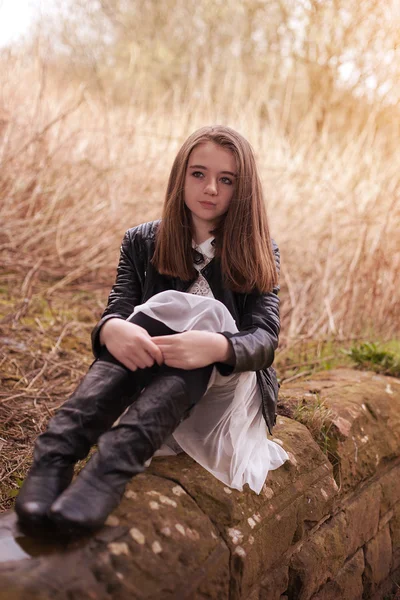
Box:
[199,201,216,208]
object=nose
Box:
[204,179,218,196]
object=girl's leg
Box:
[49,362,213,534]
[14,313,178,530]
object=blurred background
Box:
[0,0,399,508]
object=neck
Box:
[191,215,215,245]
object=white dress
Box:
[130,238,288,494]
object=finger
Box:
[163,357,178,368]
[152,340,180,352]
[147,341,164,366]
[132,358,147,370]
[164,358,191,370]
[142,338,164,366]
[123,359,137,372]
[108,350,137,372]
[120,350,146,371]
[136,346,156,368]
[137,351,154,369]
[152,334,181,344]
[115,349,150,372]
[145,351,157,367]
[134,350,155,369]
[155,345,178,359]
[156,349,164,366]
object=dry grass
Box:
[0,281,103,510]
[1,51,398,340]
[0,37,399,511]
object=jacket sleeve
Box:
[215,240,281,375]
[91,229,144,358]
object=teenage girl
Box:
[15,125,288,535]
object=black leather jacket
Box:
[91,220,281,434]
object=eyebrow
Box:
[189,164,237,177]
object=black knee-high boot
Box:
[15,313,175,530]
[49,364,213,534]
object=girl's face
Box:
[184,141,237,236]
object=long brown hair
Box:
[151,125,278,293]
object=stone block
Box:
[363,524,392,597]
[380,464,400,517]
[281,370,400,496]
[390,501,400,570]
[245,565,288,600]
[310,549,364,600]
[0,474,230,600]
[0,369,399,600]
[288,512,349,599]
[229,499,299,600]
[150,417,335,598]
[296,472,338,532]
[343,483,381,556]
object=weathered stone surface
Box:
[296,472,338,532]
[149,417,333,528]
[379,463,400,517]
[271,419,338,535]
[229,499,299,600]
[288,512,349,599]
[281,369,400,495]
[0,369,399,600]
[310,549,364,600]
[0,474,230,599]
[245,564,289,600]
[149,417,336,599]
[369,564,400,600]
[390,501,400,570]
[343,483,381,556]
[363,524,392,597]
[286,452,393,599]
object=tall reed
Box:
[1,50,399,343]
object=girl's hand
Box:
[100,318,163,371]
[152,331,233,370]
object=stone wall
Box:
[0,368,399,599]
